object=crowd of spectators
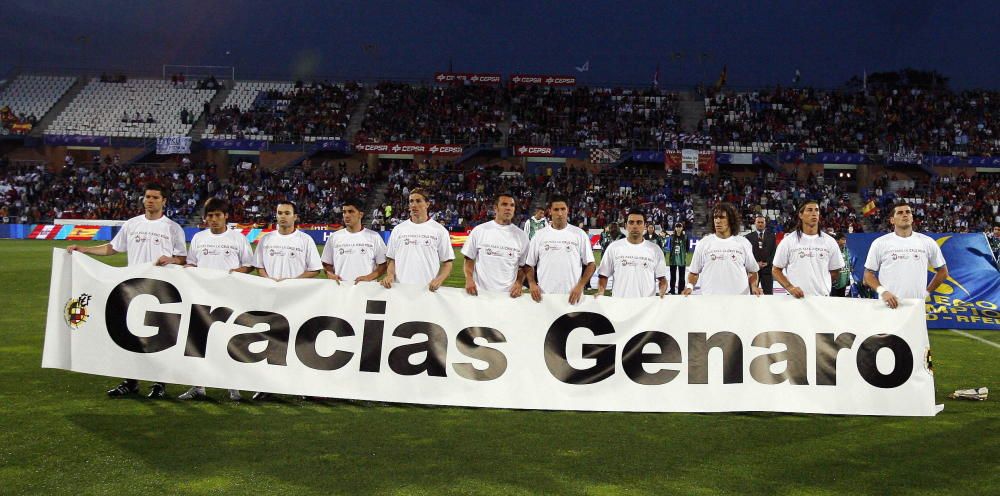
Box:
[867,173,1000,233]
[208,81,362,140]
[357,83,505,145]
[873,88,1000,157]
[508,86,682,149]
[0,105,38,134]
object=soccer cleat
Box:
[178,386,207,400]
[106,380,138,397]
[228,389,242,401]
[147,383,167,399]
[251,392,270,401]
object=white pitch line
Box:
[948,329,1000,350]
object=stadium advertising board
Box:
[433,72,502,85]
[513,146,579,158]
[664,149,716,173]
[509,74,577,86]
[355,142,463,156]
[848,233,1000,331]
[45,250,939,415]
[202,139,268,151]
[43,135,111,147]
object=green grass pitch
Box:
[0,240,997,495]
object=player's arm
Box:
[595,275,608,298]
[257,266,272,280]
[66,243,117,256]
[231,266,252,274]
[864,269,898,309]
[429,260,452,292]
[570,262,596,304]
[681,272,698,296]
[772,265,804,298]
[525,264,542,302]
[295,270,319,279]
[748,271,762,296]
[156,254,185,266]
[355,262,387,284]
[657,276,667,298]
[380,259,396,288]
[463,257,478,296]
[322,262,343,283]
[928,265,948,294]
[508,266,526,298]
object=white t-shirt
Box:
[688,234,759,295]
[773,232,845,296]
[110,214,187,266]
[597,238,667,298]
[253,229,323,280]
[386,218,455,286]
[461,220,530,292]
[321,228,387,282]
[864,232,946,299]
[524,224,595,294]
[187,228,254,271]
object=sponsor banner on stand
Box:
[355,142,463,156]
[43,135,111,147]
[156,136,192,155]
[664,149,716,173]
[509,74,577,86]
[513,146,579,158]
[433,72,502,85]
[44,251,939,415]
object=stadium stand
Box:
[44,78,216,138]
[0,75,76,134]
[357,83,505,145]
[204,80,361,141]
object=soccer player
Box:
[524,195,596,304]
[863,202,948,309]
[67,182,187,398]
[252,200,322,401]
[462,193,529,297]
[178,198,253,401]
[380,188,454,291]
[771,200,844,298]
[682,203,761,296]
[596,209,668,298]
[523,207,548,240]
[321,198,387,284]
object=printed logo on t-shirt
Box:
[618,255,653,268]
[794,247,828,259]
[543,241,576,252]
[888,248,925,261]
[402,234,435,247]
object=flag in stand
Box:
[862,200,877,217]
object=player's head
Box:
[795,200,821,236]
[711,202,739,237]
[341,198,364,230]
[754,215,766,231]
[493,192,516,224]
[625,209,646,239]
[409,188,430,221]
[276,200,298,229]
[203,198,230,231]
[547,195,569,228]
[889,201,913,231]
[143,182,168,215]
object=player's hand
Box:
[429,278,444,292]
[380,276,394,289]
[788,286,805,299]
[529,282,542,302]
[66,245,81,253]
[659,290,666,299]
[882,291,899,309]
[568,285,583,305]
[509,283,523,298]
[465,281,478,296]
[681,288,693,296]
[354,275,373,284]
[327,273,343,285]
[751,286,763,296]
[593,290,604,299]
[155,255,174,266]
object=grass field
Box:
[1,239,997,495]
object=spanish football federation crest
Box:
[64,293,92,330]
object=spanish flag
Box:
[862,200,877,217]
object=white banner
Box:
[156,136,192,155]
[681,148,699,174]
[44,250,940,415]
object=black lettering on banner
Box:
[453,327,508,381]
[388,322,448,377]
[688,332,743,384]
[360,300,386,373]
[184,305,234,358]
[856,334,913,388]
[544,312,616,385]
[621,331,682,385]
[295,316,355,371]
[227,311,290,365]
[749,331,809,385]
[105,278,182,353]
[815,333,857,385]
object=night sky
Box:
[2,0,997,89]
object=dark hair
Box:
[341,198,364,212]
[710,202,740,235]
[276,200,297,214]
[674,222,684,229]
[494,192,516,206]
[410,188,431,203]
[144,182,168,199]
[547,195,569,208]
[890,201,911,216]
[203,197,230,215]
[626,208,646,222]
[794,199,821,238]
